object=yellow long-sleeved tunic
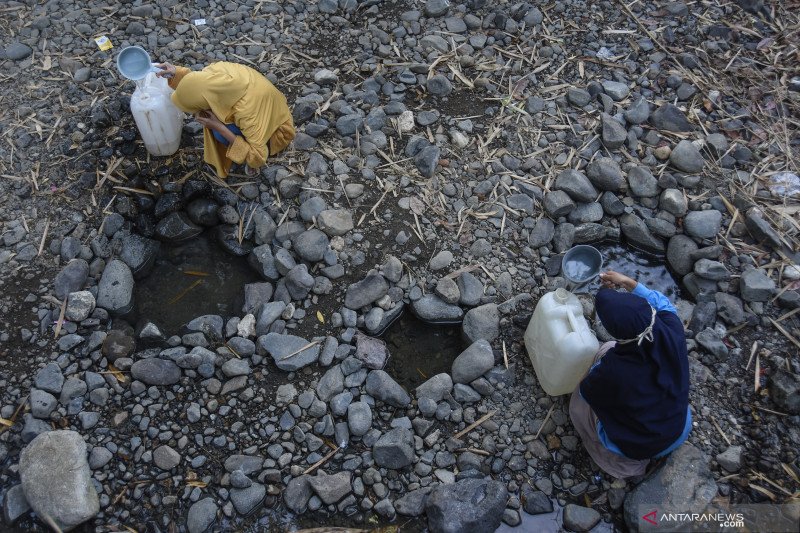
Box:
[168,62,295,178]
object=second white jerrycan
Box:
[524,288,600,396]
[130,72,183,156]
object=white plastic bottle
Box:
[524,288,600,396]
[130,73,183,156]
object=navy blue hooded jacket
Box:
[580,286,690,460]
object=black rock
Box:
[155,212,202,242]
[153,193,183,219]
[426,479,508,533]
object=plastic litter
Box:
[767,172,800,198]
[130,72,183,157]
[193,18,207,26]
[94,36,112,51]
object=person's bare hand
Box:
[599,270,637,291]
[155,63,176,79]
[195,110,223,130]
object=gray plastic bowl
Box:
[561,245,603,283]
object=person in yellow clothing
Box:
[156,61,295,178]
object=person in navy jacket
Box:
[569,270,692,478]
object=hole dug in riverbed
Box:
[133,232,260,335]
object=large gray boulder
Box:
[19,430,99,531]
[624,444,717,532]
[425,478,508,533]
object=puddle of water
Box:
[382,311,464,390]
[570,243,679,300]
[133,232,261,335]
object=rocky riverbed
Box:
[1,0,799,532]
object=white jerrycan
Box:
[524,288,600,396]
[130,72,183,156]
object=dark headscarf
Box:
[580,288,689,459]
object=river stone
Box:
[185,315,224,340]
[563,504,601,532]
[187,198,220,226]
[667,235,698,276]
[119,234,160,278]
[452,340,494,384]
[354,333,389,369]
[373,428,415,469]
[259,332,320,371]
[457,272,484,306]
[660,189,688,217]
[34,363,64,394]
[586,157,624,191]
[19,430,99,532]
[543,190,576,217]
[684,210,722,239]
[627,166,659,197]
[601,113,627,149]
[249,245,279,280]
[5,42,33,61]
[2,484,30,524]
[462,303,499,343]
[317,209,354,236]
[555,169,598,203]
[30,389,57,419]
[154,445,181,470]
[522,489,553,514]
[528,218,555,248]
[96,260,134,315]
[411,294,463,323]
[309,471,352,504]
[770,370,800,414]
[187,498,217,533]
[230,483,266,515]
[620,213,665,253]
[651,103,693,132]
[316,366,345,402]
[366,370,410,407]
[345,273,389,309]
[395,487,433,517]
[54,259,89,299]
[284,475,313,513]
[293,229,329,262]
[602,80,629,101]
[425,478,508,533]
[130,358,181,385]
[623,444,717,532]
[65,291,95,322]
[416,373,453,403]
[624,97,651,124]
[670,140,704,173]
[155,212,202,242]
[347,401,372,436]
[740,269,776,302]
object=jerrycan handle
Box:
[565,307,581,333]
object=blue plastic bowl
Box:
[561,245,603,283]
